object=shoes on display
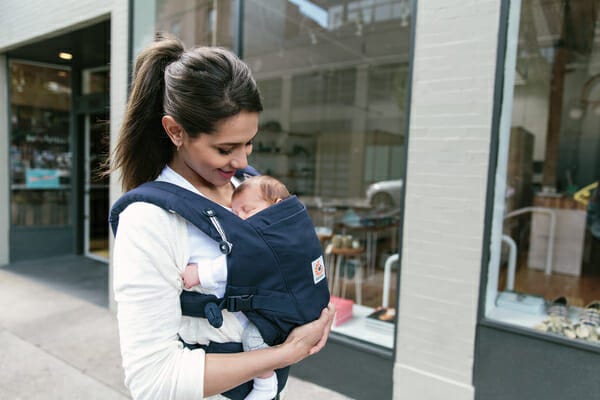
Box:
[579,301,600,325]
[534,315,576,338]
[534,297,600,343]
[547,296,569,318]
[572,301,600,342]
[534,296,575,338]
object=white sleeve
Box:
[113,202,204,400]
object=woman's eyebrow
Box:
[217,133,257,146]
[217,142,244,146]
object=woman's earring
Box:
[176,143,181,152]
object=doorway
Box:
[7,19,110,262]
[84,112,109,261]
[80,65,110,261]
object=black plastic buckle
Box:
[226,295,254,312]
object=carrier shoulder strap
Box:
[109,181,226,247]
[110,165,259,237]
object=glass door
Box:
[81,66,110,261]
[83,113,109,260]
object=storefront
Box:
[0,5,120,263]
[1,1,598,399]
[476,0,600,398]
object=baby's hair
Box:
[233,175,291,204]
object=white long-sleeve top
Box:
[113,176,245,399]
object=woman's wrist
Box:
[271,342,295,369]
[276,334,314,368]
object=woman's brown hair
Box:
[107,33,263,191]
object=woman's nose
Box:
[230,149,248,170]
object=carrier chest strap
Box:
[180,291,298,326]
[222,293,297,314]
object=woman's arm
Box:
[114,203,205,400]
[203,305,335,397]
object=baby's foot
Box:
[244,374,278,400]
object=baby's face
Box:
[231,190,272,219]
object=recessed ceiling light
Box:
[59,52,73,60]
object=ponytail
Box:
[109,33,184,191]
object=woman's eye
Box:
[246,139,254,147]
[218,147,233,155]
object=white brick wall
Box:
[394,1,502,399]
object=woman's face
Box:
[173,111,259,190]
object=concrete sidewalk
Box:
[0,263,352,399]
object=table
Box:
[338,222,399,276]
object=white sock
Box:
[244,374,278,400]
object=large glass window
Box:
[154,0,235,48]
[135,0,413,350]
[487,0,600,346]
[9,61,72,227]
[244,0,412,349]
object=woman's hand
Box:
[204,303,336,396]
[279,302,336,367]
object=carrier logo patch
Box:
[311,255,326,284]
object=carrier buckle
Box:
[226,295,254,312]
[219,240,233,255]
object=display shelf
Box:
[488,301,600,340]
[488,305,548,329]
[331,304,394,349]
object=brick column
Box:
[394,1,503,399]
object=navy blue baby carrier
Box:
[109,170,330,400]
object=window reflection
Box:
[244,0,412,348]
[155,0,234,48]
[147,0,413,349]
[10,62,72,226]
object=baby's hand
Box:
[181,263,200,289]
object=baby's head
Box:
[232,175,290,219]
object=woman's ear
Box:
[162,115,184,149]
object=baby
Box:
[181,175,290,400]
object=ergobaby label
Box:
[311,255,326,284]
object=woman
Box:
[109,33,335,399]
